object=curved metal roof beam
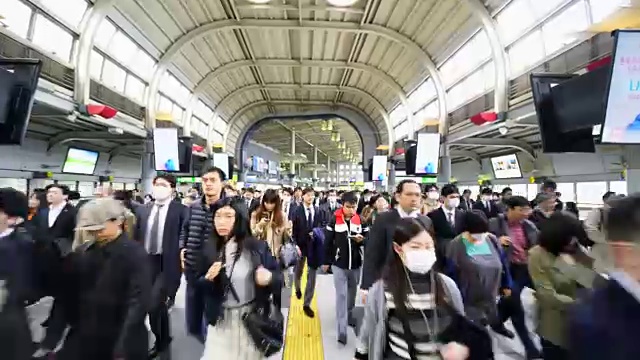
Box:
[449,149,482,166]
[146,19,447,138]
[451,137,536,161]
[223,100,392,156]
[460,0,509,115]
[74,0,116,104]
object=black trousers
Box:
[149,255,170,349]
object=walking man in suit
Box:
[293,187,324,318]
[428,184,465,267]
[134,174,187,358]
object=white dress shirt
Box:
[48,202,66,228]
[396,207,419,218]
[145,201,170,254]
[305,205,315,224]
[443,208,456,226]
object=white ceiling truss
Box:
[71,0,512,164]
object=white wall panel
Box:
[0,138,141,180]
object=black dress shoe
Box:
[148,337,172,359]
[295,289,302,300]
[337,333,347,345]
[303,305,315,318]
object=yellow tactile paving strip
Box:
[283,265,324,360]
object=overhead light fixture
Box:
[342,140,347,149]
[327,119,334,131]
[321,120,328,131]
[499,126,508,135]
[327,0,358,7]
[331,131,337,141]
[247,0,271,3]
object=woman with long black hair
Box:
[355,217,493,360]
[198,197,282,359]
[250,189,292,259]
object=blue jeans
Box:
[185,279,206,343]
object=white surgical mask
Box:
[427,191,439,200]
[404,249,437,274]
[482,195,491,202]
[447,198,460,209]
[152,186,172,201]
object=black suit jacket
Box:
[134,201,187,299]
[459,198,474,211]
[35,203,77,256]
[428,207,465,267]
[360,209,401,290]
[473,200,501,219]
[283,202,298,222]
[292,205,324,249]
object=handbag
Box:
[279,233,300,268]
[225,255,284,357]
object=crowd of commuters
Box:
[1,173,640,360]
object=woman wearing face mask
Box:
[362,194,389,225]
[355,217,493,360]
[528,212,599,360]
[446,210,513,333]
[250,189,292,259]
[421,185,441,215]
[198,197,282,360]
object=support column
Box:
[388,161,396,191]
[206,122,214,167]
[326,156,331,186]
[290,129,296,179]
[312,147,319,186]
[74,0,114,104]
[440,144,452,184]
[182,97,196,137]
[140,137,156,195]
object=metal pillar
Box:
[312,147,319,186]
[140,138,156,195]
[441,145,452,184]
[326,156,331,186]
[206,122,214,167]
[290,129,296,184]
[74,0,114,104]
[182,97,196,137]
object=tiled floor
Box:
[27,276,540,359]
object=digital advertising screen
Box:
[212,153,230,179]
[371,155,387,182]
[62,147,99,175]
[601,30,640,144]
[415,133,440,174]
[153,128,180,172]
[491,154,522,179]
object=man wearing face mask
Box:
[422,184,441,214]
[569,194,640,360]
[57,198,151,360]
[321,189,341,217]
[360,180,431,292]
[473,187,501,219]
[428,184,465,268]
[134,175,186,357]
[0,188,43,360]
[281,187,297,221]
[459,189,474,211]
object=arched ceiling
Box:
[104,0,510,161]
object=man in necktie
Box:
[293,188,322,318]
[135,175,187,357]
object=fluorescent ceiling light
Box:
[248,0,271,3]
[327,0,358,7]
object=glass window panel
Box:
[157,95,173,113]
[407,79,436,113]
[542,2,590,55]
[483,61,495,90]
[576,181,607,205]
[0,178,27,193]
[77,182,95,197]
[40,0,87,28]
[125,75,145,104]
[172,106,184,124]
[101,59,126,93]
[196,100,214,120]
[89,50,104,79]
[0,0,32,38]
[108,31,137,66]
[465,70,485,100]
[394,121,409,139]
[210,130,223,144]
[530,0,565,20]
[389,106,407,126]
[508,30,544,76]
[590,0,621,24]
[95,20,116,49]
[609,180,627,195]
[32,14,74,62]
[556,182,575,202]
[447,81,467,110]
[128,50,155,80]
[496,0,535,45]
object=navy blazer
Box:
[134,201,187,298]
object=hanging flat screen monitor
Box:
[212,153,230,179]
[62,147,99,175]
[415,133,440,175]
[153,128,180,172]
[371,155,387,182]
[0,59,42,145]
[491,154,522,179]
[600,30,640,144]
